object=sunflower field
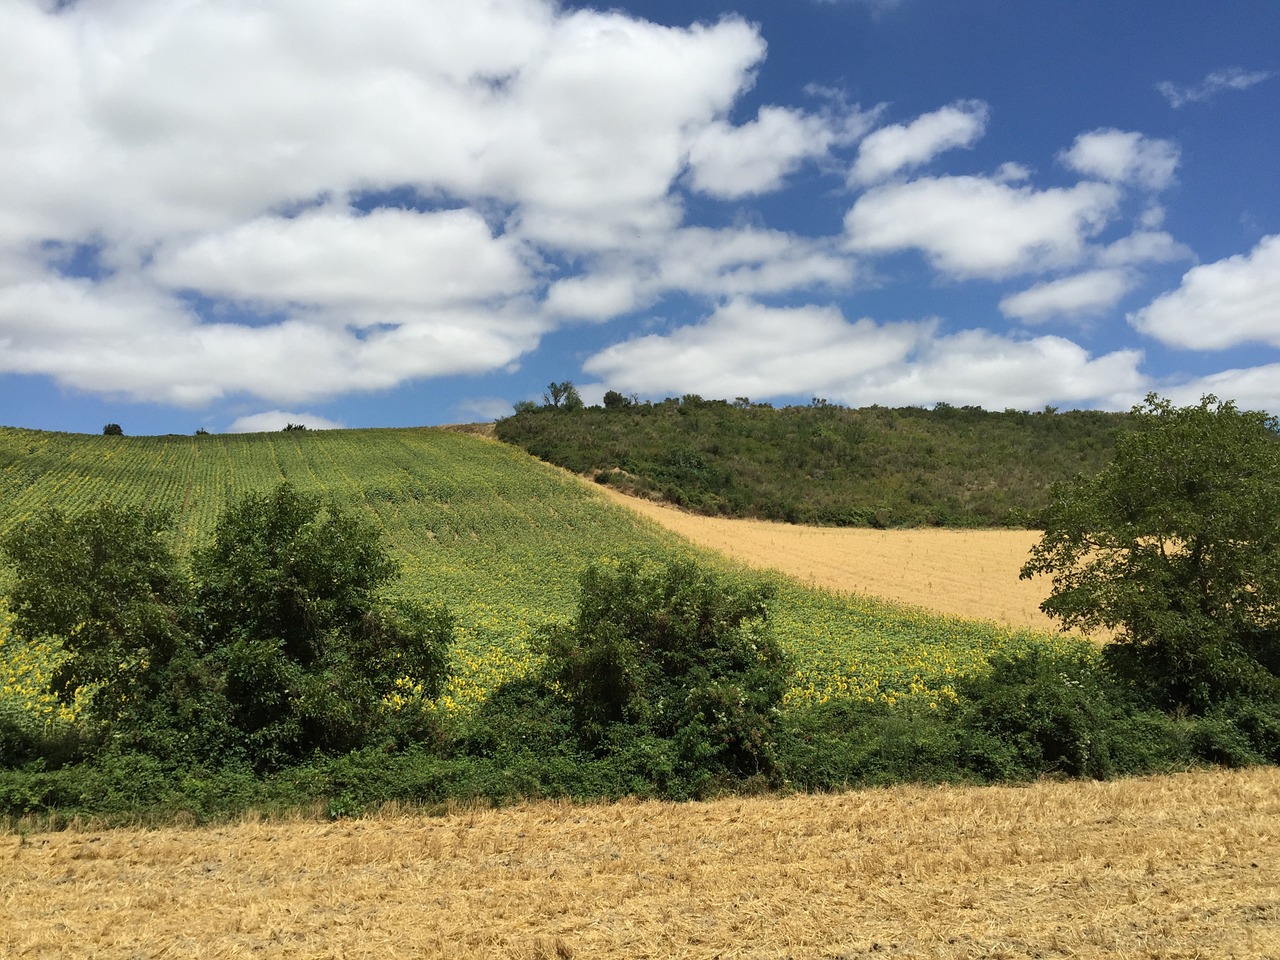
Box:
[0,424,1074,738]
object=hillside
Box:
[2,422,1273,820]
[495,399,1132,527]
[0,425,1057,729]
[595,485,1055,630]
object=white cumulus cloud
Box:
[583,298,1147,410]
[845,176,1119,279]
[1129,234,1280,349]
[849,100,989,186]
[1001,269,1137,323]
[0,0,805,407]
[688,104,875,198]
[149,206,534,318]
[1060,129,1180,191]
[545,225,855,321]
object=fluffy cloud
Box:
[1061,129,1179,191]
[1157,67,1272,108]
[1,0,819,407]
[0,270,544,406]
[845,176,1119,279]
[0,0,764,247]
[584,299,925,399]
[149,206,535,319]
[1129,235,1280,349]
[688,104,875,198]
[1158,364,1280,415]
[584,299,1146,410]
[545,226,855,320]
[1098,230,1194,267]
[849,100,989,185]
[1000,269,1136,323]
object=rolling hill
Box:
[0,424,1062,729]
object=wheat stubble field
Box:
[2,768,1277,959]
[598,487,1055,631]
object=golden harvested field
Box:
[597,487,1056,631]
[2,767,1277,959]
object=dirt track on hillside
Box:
[598,487,1058,631]
[4,767,1277,959]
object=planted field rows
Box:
[0,426,1075,728]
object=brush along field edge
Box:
[2,767,1276,959]
[595,485,1058,631]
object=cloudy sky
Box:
[1,0,1277,434]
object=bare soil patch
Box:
[598,487,1056,631]
[3,767,1276,959]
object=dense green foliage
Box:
[496,396,1131,527]
[0,424,1058,726]
[1,486,452,771]
[2,504,189,722]
[1023,395,1280,711]
[543,557,790,792]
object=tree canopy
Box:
[1,484,452,768]
[1022,394,1280,710]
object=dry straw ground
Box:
[597,487,1055,630]
[2,768,1277,959]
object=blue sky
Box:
[1,0,1277,435]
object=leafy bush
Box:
[1,484,453,773]
[950,645,1191,780]
[778,699,968,789]
[542,556,791,794]
[193,484,453,766]
[0,503,194,744]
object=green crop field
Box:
[0,425,1080,739]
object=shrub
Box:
[193,484,452,767]
[953,646,1131,780]
[778,699,968,789]
[2,485,453,773]
[542,556,790,793]
[0,503,194,743]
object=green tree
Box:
[543,381,584,411]
[0,503,197,740]
[102,423,123,436]
[544,556,789,788]
[602,389,632,411]
[1021,394,1280,710]
[193,484,451,765]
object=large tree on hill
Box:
[543,380,584,411]
[1021,394,1280,710]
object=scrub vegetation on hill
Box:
[0,397,1278,824]
[496,394,1133,527]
